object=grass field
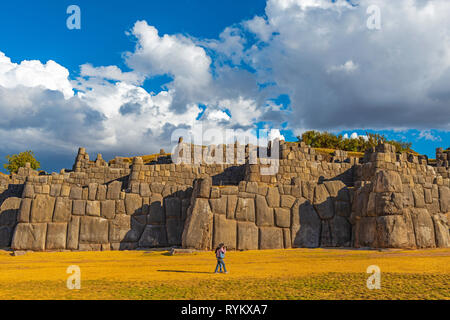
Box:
[0,248,448,300]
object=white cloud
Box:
[418,130,441,141]
[0,51,73,99]
[80,64,144,84]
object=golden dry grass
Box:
[0,248,448,300]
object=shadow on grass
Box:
[157,269,212,274]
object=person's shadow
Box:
[157,269,212,274]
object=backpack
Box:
[219,251,225,259]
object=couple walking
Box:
[214,243,228,274]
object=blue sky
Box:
[0,0,449,173]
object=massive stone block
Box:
[67,216,80,250]
[125,193,143,215]
[182,198,213,250]
[101,200,116,219]
[274,208,290,228]
[354,217,377,248]
[30,195,55,223]
[330,215,352,247]
[226,195,237,219]
[313,184,334,220]
[0,197,21,226]
[376,212,416,248]
[235,197,255,222]
[165,197,182,219]
[148,194,165,225]
[73,200,86,216]
[259,227,283,250]
[213,214,236,249]
[0,226,12,248]
[291,199,321,248]
[409,208,436,248]
[373,170,403,193]
[439,186,449,213]
[107,181,122,200]
[166,218,183,245]
[266,187,280,207]
[46,223,67,250]
[79,216,109,244]
[209,197,227,215]
[18,198,32,223]
[255,195,274,227]
[12,223,47,251]
[237,221,258,250]
[432,214,450,248]
[139,225,168,247]
[53,197,72,222]
[86,201,101,217]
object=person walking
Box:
[214,243,228,274]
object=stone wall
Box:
[352,144,450,248]
[1,142,449,252]
[182,176,353,250]
[10,179,190,251]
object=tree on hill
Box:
[3,151,40,174]
[297,131,413,153]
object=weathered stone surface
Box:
[324,180,347,198]
[12,223,47,251]
[0,226,11,248]
[182,198,213,250]
[313,184,334,220]
[283,228,291,249]
[166,218,183,245]
[198,177,212,198]
[320,220,332,247]
[209,197,227,215]
[432,214,449,248]
[439,186,449,213]
[101,200,115,219]
[109,214,131,242]
[69,186,83,200]
[237,221,258,250]
[291,199,321,248]
[79,216,109,244]
[46,223,67,250]
[125,193,143,215]
[165,197,182,219]
[72,200,86,216]
[259,227,283,249]
[67,216,80,250]
[0,197,22,225]
[281,195,296,208]
[266,187,280,207]
[412,186,425,208]
[235,197,255,222]
[86,201,101,217]
[354,217,377,248]
[330,216,351,247]
[22,184,34,198]
[226,195,237,219]
[107,181,122,200]
[53,197,72,222]
[274,208,290,228]
[374,170,403,193]
[140,183,151,197]
[213,214,236,249]
[375,192,404,216]
[148,194,165,225]
[139,225,168,247]
[335,201,351,217]
[255,195,274,227]
[88,183,98,201]
[376,213,416,248]
[409,208,435,248]
[96,185,107,201]
[30,195,55,223]
[78,244,102,251]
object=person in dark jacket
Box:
[214,243,228,274]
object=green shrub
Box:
[297,131,413,153]
[3,150,40,174]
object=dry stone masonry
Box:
[0,141,448,252]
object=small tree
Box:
[3,150,40,174]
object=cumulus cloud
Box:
[1,0,450,171]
